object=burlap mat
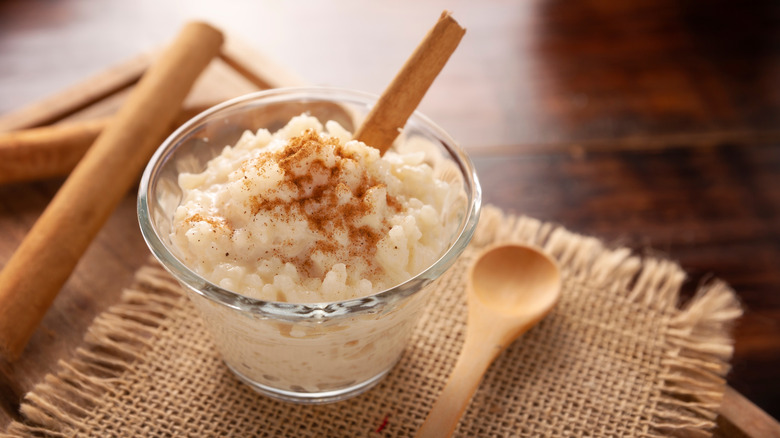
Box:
[3,206,742,437]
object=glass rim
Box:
[137,86,482,321]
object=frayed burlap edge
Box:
[2,266,186,438]
[472,206,742,437]
[3,205,742,437]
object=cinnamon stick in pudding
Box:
[354,11,465,154]
[0,21,224,360]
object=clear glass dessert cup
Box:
[137,87,481,404]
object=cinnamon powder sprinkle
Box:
[241,130,402,277]
[185,214,233,234]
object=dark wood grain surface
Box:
[0,0,778,433]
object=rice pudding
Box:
[139,88,479,402]
[171,114,459,303]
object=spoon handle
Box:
[416,331,504,438]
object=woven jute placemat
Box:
[3,206,742,437]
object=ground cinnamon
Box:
[0,21,224,360]
[234,130,400,277]
[353,11,465,154]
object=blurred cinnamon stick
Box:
[0,53,152,132]
[0,35,313,185]
[0,105,212,184]
[354,11,465,154]
[0,21,224,360]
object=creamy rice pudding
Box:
[171,114,459,303]
[139,89,479,402]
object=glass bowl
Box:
[137,86,481,403]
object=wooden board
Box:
[0,32,778,438]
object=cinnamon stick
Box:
[0,105,213,185]
[218,37,309,90]
[0,21,224,360]
[353,11,465,154]
[0,118,104,183]
[0,38,315,185]
[0,53,152,132]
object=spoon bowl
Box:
[416,243,562,437]
[471,244,561,315]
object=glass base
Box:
[225,362,392,404]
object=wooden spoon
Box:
[416,243,562,437]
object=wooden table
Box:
[1,0,778,436]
